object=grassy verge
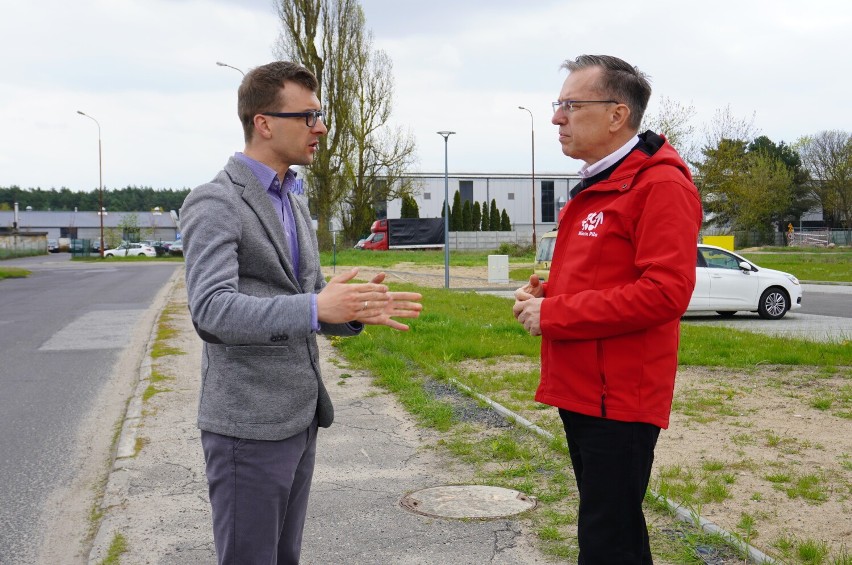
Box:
[320,248,535,268]
[0,266,31,279]
[332,284,850,563]
[97,532,128,565]
[740,248,852,282]
[141,303,185,404]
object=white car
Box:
[104,242,157,258]
[688,244,802,320]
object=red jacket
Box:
[536,132,702,429]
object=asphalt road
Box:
[798,284,852,318]
[0,254,178,564]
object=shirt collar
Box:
[578,135,640,179]
[234,152,297,192]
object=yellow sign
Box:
[702,235,735,251]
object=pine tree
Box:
[400,194,420,218]
[481,201,490,231]
[451,191,463,231]
[462,200,472,231]
[500,209,512,231]
[489,199,500,231]
[471,201,481,232]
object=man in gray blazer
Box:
[181,61,422,565]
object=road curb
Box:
[86,268,183,563]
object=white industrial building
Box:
[378,172,582,240]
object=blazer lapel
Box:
[225,158,301,289]
[289,191,318,291]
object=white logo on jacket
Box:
[579,212,604,237]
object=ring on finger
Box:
[363,300,368,311]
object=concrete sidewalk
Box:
[87,274,546,564]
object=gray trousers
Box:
[201,418,318,565]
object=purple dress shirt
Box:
[235,153,319,331]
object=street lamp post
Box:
[518,106,536,253]
[437,131,456,289]
[216,61,245,76]
[77,110,104,257]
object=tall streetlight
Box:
[77,110,105,257]
[216,61,245,76]
[437,131,455,289]
[518,106,536,253]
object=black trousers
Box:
[559,409,661,565]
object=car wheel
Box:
[105,253,113,257]
[757,287,789,320]
[716,311,737,318]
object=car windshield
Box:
[536,235,557,262]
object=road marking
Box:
[39,310,145,351]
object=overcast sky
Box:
[1,0,848,193]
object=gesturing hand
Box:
[317,268,391,324]
[357,271,423,331]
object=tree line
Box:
[400,192,512,231]
[0,186,190,213]
[643,101,851,238]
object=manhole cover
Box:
[400,485,537,519]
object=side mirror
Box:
[739,261,753,272]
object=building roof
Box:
[0,210,178,229]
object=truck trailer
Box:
[361,218,445,251]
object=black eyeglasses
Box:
[552,100,619,114]
[260,110,325,127]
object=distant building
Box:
[0,208,179,242]
[377,172,582,237]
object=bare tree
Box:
[340,29,417,242]
[275,0,417,247]
[703,104,760,149]
[641,96,698,165]
[797,130,852,228]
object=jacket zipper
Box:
[597,340,607,418]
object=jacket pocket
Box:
[213,345,317,425]
[225,345,290,357]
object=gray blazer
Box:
[181,156,360,441]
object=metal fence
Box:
[787,229,852,247]
[707,229,852,248]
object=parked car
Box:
[47,239,59,253]
[690,244,802,319]
[104,242,157,258]
[353,238,367,249]
[167,241,183,256]
[533,230,558,281]
[532,236,802,320]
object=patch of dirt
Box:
[454,357,852,560]
[658,366,852,557]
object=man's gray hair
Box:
[562,55,652,130]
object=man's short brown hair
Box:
[562,55,652,130]
[237,61,319,143]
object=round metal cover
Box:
[400,485,537,519]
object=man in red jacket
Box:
[513,55,702,563]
